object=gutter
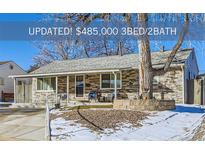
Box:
[9,63,185,79]
[181,65,185,104]
[9,69,120,78]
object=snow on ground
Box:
[51,104,205,141]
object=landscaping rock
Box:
[51,109,148,132]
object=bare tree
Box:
[33,13,135,66]
[33,40,80,66]
[137,13,189,100]
[137,14,153,99]
[33,13,203,103]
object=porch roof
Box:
[11,48,193,78]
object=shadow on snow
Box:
[171,104,205,113]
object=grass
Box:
[65,104,113,110]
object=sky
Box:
[0,13,204,73]
[0,14,45,70]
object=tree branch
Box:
[163,13,189,72]
[153,13,189,75]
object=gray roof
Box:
[31,49,193,75]
[0,61,10,65]
[197,73,205,78]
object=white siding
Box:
[0,62,26,100]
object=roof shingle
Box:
[31,49,193,75]
[0,61,10,65]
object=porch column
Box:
[67,76,69,103]
[13,78,16,103]
[181,65,185,104]
[203,77,205,105]
[113,72,117,100]
[56,76,58,104]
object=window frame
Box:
[0,77,4,85]
[36,77,56,92]
[100,72,122,90]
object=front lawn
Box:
[50,104,205,141]
[51,109,148,132]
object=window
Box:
[0,77,4,85]
[37,77,56,91]
[101,73,121,89]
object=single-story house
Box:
[10,48,199,106]
[0,61,27,102]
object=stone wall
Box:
[84,70,138,100]
[84,73,100,99]
[69,75,75,100]
[31,68,184,104]
[85,69,183,103]
[153,69,183,103]
[58,76,67,93]
[120,69,138,99]
[32,78,56,106]
[58,76,68,104]
[113,99,175,111]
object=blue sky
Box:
[0,14,44,70]
[0,13,204,73]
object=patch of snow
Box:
[51,117,98,141]
[51,104,205,141]
[50,109,61,114]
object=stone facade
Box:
[32,78,56,106]
[153,68,183,103]
[68,75,75,100]
[58,76,67,93]
[113,99,176,111]
[85,69,138,100]
[31,68,184,105]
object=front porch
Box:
[36,72,119,106]
[12,69,133,107]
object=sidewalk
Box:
[0,109,46,141]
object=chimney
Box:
[118,41,123,56]
[160,46,165,52]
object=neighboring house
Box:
[0,61,27,102]
[11,48,199,105]
[191,73,205,105]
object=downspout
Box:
[67,76,69,104]
[203,77,205,105]
[13,78,16,103]
[56,76,58,105]
[181,65,185,104]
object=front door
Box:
[76,75,84,97]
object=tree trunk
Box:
[137,13,153,100]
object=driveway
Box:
[0,109,46,141]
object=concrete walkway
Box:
[0,109,46,141]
